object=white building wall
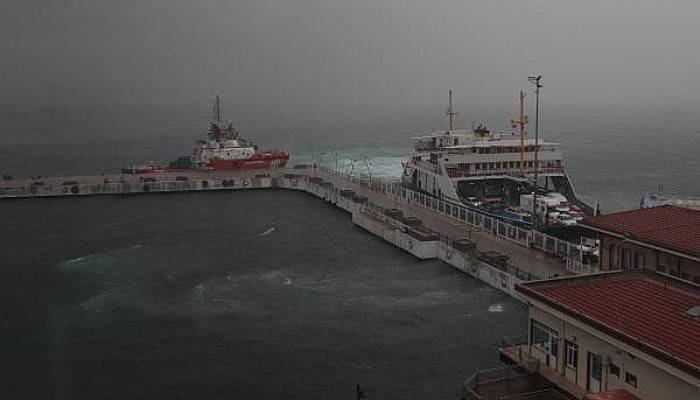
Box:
[527,304,700,400]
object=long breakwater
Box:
[0,165,597,300]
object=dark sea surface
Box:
[0,190,525,399]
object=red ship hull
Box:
[206,151,289,170]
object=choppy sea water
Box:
[0,190,525,399]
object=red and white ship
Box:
[122,96,289,173]
[192,96,289,170]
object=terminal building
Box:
[579,205,700,284]
[490,270,700,400]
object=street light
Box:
[527,75,542,230]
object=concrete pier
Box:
[0,165,589,300]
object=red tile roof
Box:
[517,271,700,379]
[584,389,641,400]
[581,205,700,259]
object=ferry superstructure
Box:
[404,90,592,227]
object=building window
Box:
[565,341,578,369]
[530,319,558,357]
[634,252,646,269]
[656,264,667,273]
[610,244,620,270]
[625,372,638,388]
[622,248,632,270]
[609,363,620,378]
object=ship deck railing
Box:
[445,167,565,179]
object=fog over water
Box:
[2,1,699,210]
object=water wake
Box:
[260,227,276,236]
[488,303,504,313]
[57,244,146,269]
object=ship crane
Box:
[510,90,529,177]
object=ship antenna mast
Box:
[510,90,528,177]
[213,95,222,122]
[447,89,460,131]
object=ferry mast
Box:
[446,89,460,131]
[511,91,528,177]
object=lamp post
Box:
[527,75,542,229]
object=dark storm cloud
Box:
[1,0,699,112]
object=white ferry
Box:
[403,90,592,228]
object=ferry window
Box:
[475,164,480,170]
[625,372,638,388]
[454,138,458,145]
[609,363,620,377]
[565,341,578,369]
[482,163,488,170]
[656,264,667,273]
[634,252,646,269]
[528,161,533,168]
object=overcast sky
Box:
[2,0,699,115]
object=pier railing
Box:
[314,165,598,277]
